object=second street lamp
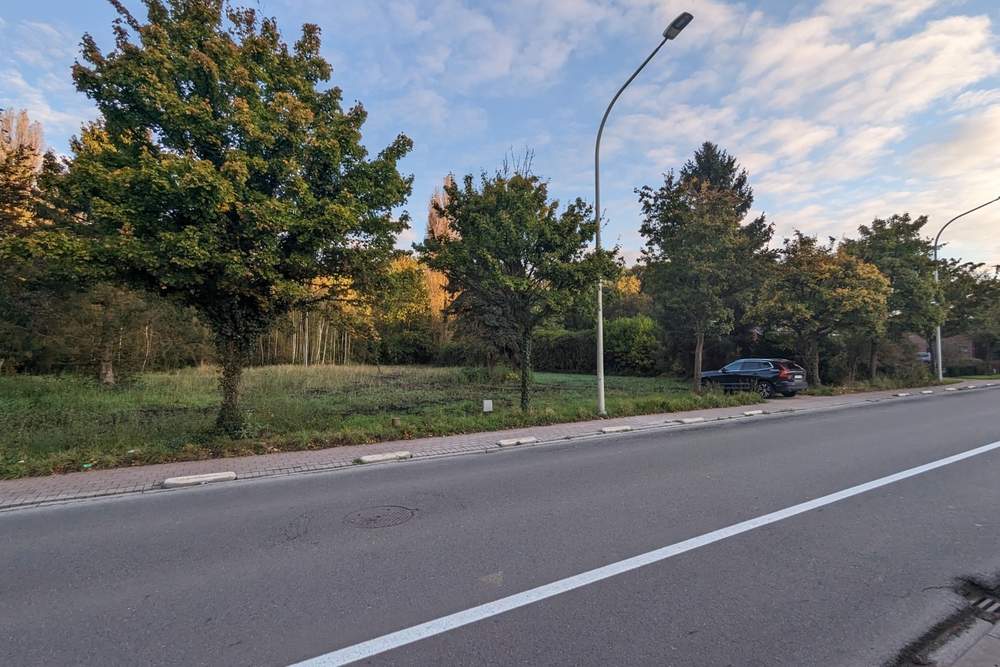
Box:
[594,11,693,416]
[932,194,1000,381]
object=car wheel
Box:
[781,391,797,398]
[757,382,774,399]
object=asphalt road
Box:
[3,389,1000,666]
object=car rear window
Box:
[778,361,805,372]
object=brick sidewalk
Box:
[1,382,990,510]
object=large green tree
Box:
[639,143,773,391]
[753,233,890,385]
[64,0,412,434]
[841,213,943,377]
[939,260,1000,366]
[416,167,614,410]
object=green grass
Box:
[958,374,1000,380]
[0,365,760,479]
[801,375,959,396]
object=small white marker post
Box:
[482,399,493,413]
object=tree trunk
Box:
[216,338,249,437]
[692,331,705,393]
[868,339,879,381]
[142,324,152,373]
[303,311,310,367]
[97,303,116,386]
[809,339,822,387]
[519,330,532,411]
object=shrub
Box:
[533,329,595,373]
[604,315,662,375]
[533,316,663,376]
[945,359,993,377]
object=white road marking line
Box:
[292,438,1000,667]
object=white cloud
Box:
[0,19,93,145]
[820,0,940,36]
[912,105,1000,180]
[388,88,488,136]
[952,89,1000,112]
[591,0,1000,264]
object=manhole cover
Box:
[343,506,415,529]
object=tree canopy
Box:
[639,143,773,390]
[753,232,890,385]
[416,166,615,409]
[63,0,413,434]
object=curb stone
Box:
[358,451,412,464]
[161,472,237,489]
[497,437,538,447]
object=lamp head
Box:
[663,12,693,40]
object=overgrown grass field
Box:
[0,365,759,479]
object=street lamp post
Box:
[932,195,1000,381]
[594,11,693,416]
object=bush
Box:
[945,359,993,377]
[604,315,662,375]
[533,329,594,373]
[533,316,663,376]
[377,327,437,365]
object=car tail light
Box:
[777,367,790,380]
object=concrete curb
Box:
[743,410,765,416]
[600,425,633,434]
[497,437,538,447]
[358,451,412,464]
[161,472,237,489]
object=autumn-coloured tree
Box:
[0,109,45,233]
[753,233,890,385]
[65,1,412,435]
[424,175,457,345]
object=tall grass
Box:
[0,365,758,479]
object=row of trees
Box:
[3,0,999,430]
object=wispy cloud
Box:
[0,18,93,145]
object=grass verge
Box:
[801,375,960,396]
[1,365,760,479]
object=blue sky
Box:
[2,0,1000,266]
